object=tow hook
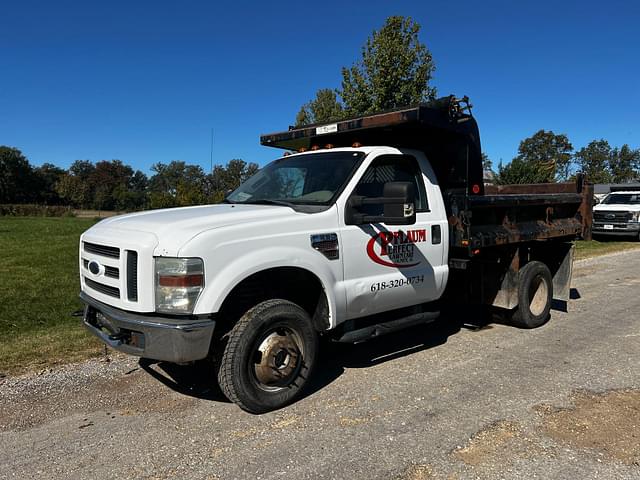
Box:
[108,332,129,342]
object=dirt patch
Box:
[339,416,372,427]
[396,464,436,480]
[270,414,301,429]
[452,420,542,467]
[535,389,640,465]
[453,420,520,466]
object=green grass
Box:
[575,238,640,260]
[0,217,638,376]
[0,217,104,375]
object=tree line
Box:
[489,130,640,185]
[0,146,258,210]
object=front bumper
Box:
[592,222,640,236]
[80,291,215,363]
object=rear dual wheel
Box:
[510,261,553,329]
[217,299,319,414]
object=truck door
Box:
[339,153,447,319]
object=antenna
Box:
[210,128,214,173]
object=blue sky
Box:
[1,0,638,173]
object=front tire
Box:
[510,261,553,329]
[217,299,319,414]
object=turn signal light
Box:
[158,274,204,288]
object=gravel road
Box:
[1,249,639,479]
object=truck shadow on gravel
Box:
[301,312,470,401]
[138,307,491,408]
[138,358,231,403]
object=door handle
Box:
[432,225,441,244]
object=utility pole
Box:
[210,128,214,173]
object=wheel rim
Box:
[252,325,305,391]
[529,275,549,317]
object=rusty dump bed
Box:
[261,96,593,252]
[448,180,593,253]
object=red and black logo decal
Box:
[366,229,427,268]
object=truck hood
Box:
[92,204,297,255]
[593,204,640,213]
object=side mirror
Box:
[382,182,416,224]
[346,181,416,225]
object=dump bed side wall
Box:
[447,180,593,252]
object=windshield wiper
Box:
[246,199,297,209]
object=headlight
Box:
[632,212,640,222]
[155,258,204,314]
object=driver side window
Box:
[353,155,428,216]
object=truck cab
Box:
[80,148,447,340]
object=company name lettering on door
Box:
[366,229,427,268]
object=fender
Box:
[191,245,345,328]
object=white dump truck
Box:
[79,97,593,413]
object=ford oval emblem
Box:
[88,260,101,275]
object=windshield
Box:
[226,151,365,205]
[601,193,640,205]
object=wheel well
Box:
[217,267,330,333]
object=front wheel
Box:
[510,261,553,329]
[217,299,319,414]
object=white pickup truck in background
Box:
[592,189,640,239]
[79,97,593,413]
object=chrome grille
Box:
[105,266,119,279]
[594,211,632,222]
[83,241,120,258]
[80,230,155,311]
[82,259,119,278]
[84,277,120,298]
